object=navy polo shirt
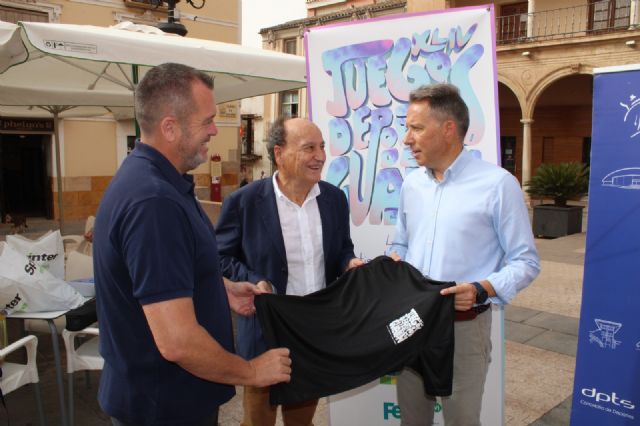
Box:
[94,142,234,425]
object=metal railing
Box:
[496,0,637,44]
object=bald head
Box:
[285,118,320,141]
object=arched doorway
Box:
[498,82,524,182]
[531,74,593,174]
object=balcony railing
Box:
[496,0,637,44]
[305,0,346,6]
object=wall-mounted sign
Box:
[218,102,238,118]
[0,117,54,132]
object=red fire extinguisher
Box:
[210,153,222,202]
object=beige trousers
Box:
[397,309,493,426]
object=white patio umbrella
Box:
[0,20,306,104]
[0,20,307,231]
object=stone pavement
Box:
[0,221,587,426]
[504,232,586,426]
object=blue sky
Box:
[242,0,306,47]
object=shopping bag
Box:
[5,230,65,280]
[0,244,84,315]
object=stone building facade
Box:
[0,0,241,221]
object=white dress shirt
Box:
[273,173,326,296]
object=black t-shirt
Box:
[255,256,455,405]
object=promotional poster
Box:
[305,5,502,425]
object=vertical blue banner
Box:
[571,66,640,425]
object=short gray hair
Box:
[409,84,469,139]
[135,63,213,135]
[267,116,287,168]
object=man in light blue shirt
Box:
[390,84,540,426]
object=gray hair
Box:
[409,84,469,139]
[135,63,214,135]
[267,116,287,168]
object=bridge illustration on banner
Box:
[601,168,640,189]
[588,318,622,349]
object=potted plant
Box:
[525,162,589,238]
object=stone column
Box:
[407,0,448,13]
[521,118,534,187]
[527,0,536,38]
[630,0,639,29]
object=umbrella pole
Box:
[53,110,65,234]
[133,64,140,138]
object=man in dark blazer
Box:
[216,117,362,426]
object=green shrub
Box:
[525,162,589,207]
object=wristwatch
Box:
[471,281,488,304]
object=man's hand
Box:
[248,348,292,386]
[223,278,263,316]
[440,283,477,311]
[256,280,274,294]
[389,252,401,262]
[346,257,365,270]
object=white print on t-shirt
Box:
[387,308,424,344]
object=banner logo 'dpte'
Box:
[581,388,635,410]
[580,387,636,421]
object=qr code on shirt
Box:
[387,308,424,344]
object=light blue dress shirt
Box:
[390,149,540,304]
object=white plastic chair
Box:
[65,251,94,282]
[62,326,103,426]
[62,215,95,256]
[0,335,46,426]
[62,235,84,257]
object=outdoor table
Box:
[8,297,94,426]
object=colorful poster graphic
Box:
[306,5,499,257]
[570,65,640,425]
[305,5,502,425]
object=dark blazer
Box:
[216,177,356,359]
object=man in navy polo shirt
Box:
[93,63,292,426]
